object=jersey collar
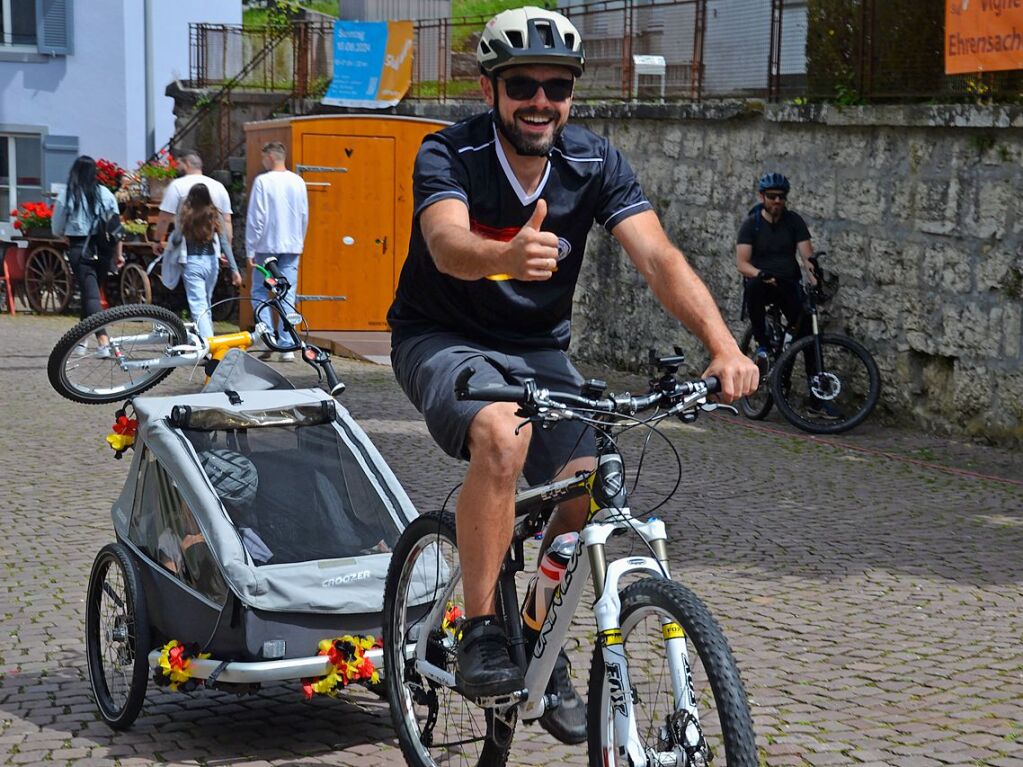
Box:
[492,120,550,207]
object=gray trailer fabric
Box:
[112,362,419,616]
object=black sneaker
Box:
[538,649,587,745]
[455,617,524,700]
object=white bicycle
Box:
[383,352,758,767]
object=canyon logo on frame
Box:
[946,0,1023,74]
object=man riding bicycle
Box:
[735,172,838,419]
[388,5,757,745]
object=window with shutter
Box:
[34,0,73,55]
[1,0,38,47]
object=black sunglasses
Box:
[764,192,787,201]
[498,75,575,102]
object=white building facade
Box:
[1,0,240,233]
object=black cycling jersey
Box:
[737,208,810,281]
[388,111,653,350]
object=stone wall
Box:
[171,87,1023,443]
[560,102,1023,444]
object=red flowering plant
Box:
[96,159,126,193]
[11,201,54,231]
[136,149,180,181]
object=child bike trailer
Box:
[84,351,419,728]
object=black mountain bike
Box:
[738,253,880,435]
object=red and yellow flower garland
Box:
[302,635,380,699]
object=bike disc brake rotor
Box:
[809,372,841,401]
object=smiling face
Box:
[482,64,575,157]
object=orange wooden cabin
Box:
[242,114,449,331]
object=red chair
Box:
[1,244,28,316]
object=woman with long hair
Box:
[171,183,241,339]
[51,155,124,350]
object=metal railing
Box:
[187,0,1023,106]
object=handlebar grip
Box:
[704,376,721,395]
[322,359,345,397]
[454,367,528,403]
[460,383,529,403]
[263,257,283,280]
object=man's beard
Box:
[495,102,564,156]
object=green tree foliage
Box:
[806,0,945,100]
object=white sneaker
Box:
[279,352,296,363]
[96,345,113,359]
[73,343,89,357]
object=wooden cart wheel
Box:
[25,245,73,314]
[119,262,152,305]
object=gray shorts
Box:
[391,332,596,485]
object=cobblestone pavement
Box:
[2,314,1022,767]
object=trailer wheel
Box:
[85,543,151,729]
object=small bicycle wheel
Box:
[587,578,758,767]
[85,543,151,730]
[738,326,773,420]
[48,303,188,404]
[383,511,512,767]
[770,333,881,435]
[119,262,152,305]
[24,245,73,314]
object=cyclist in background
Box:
[388,5,757,745]
[736,172,838,418]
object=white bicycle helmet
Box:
[199,448,258,507]
[477,6,585,77]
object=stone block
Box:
[867,238,923,288]
[939,303,1001,358]
[838,179,885,226]
[961,178,1011,239]
[662,126,683,159]
[998,302,1022,359]
[974,243,1017,293]
[920,242,973,293]
[915,178,960,235]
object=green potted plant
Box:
[121,218,149,242]
[11,201,55,238]
[136,149,180,202]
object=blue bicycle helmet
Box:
[758,172,790,194]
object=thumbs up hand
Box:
[491,199,560,282]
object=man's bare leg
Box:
[453,402,531,699]
[456,402,531,617]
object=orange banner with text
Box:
[946,0,1023,74]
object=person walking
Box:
[153,150,234,250]
[387,5,757,744]
[51,155,125,352]
[245,141,308,362]
[169,183,242,340]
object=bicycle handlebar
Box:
[251,259,346,397]
[454,366,720,419]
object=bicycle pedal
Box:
[470,688,528,708]
[543,692,562,711]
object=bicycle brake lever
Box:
[700,402,739,415]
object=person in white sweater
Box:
[245,141,309,362]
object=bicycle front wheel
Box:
[587,578,757,767]
[48,304,188,404]
[770,333,881,434]
[738,326,773,420]
[383,511,513,767]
